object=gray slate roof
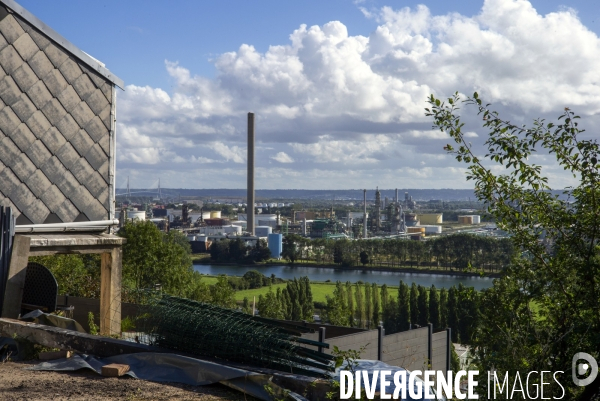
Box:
[0,2,120,224]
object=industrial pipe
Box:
[15,219,119,233]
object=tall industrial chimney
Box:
[247,112,255,236]
[363,189,367,239]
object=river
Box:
[193,264,494,290]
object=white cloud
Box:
[118,0,600,188]
[272,152,294,163]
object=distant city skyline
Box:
[18,0,600,190]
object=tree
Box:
[371,283,381,328]
[359,251,369,266]
[242,297,252,315]
[428,285,440,330]
[439,287,448,329]
[364,283,372,329]
[355,282,366,329]
[243,270,266,289]
[397,281,411,331]
[447,286,459,343]
[249,239,272,262]
[325,281,348,326]
[345,281,355,327]
[409,283,419,327]
[119,220,193,299]
[417,285,429,327]
[428,92,600,398]
[281,234,301,264]
[209,275,237,308]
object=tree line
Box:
[323,280,480,343]
[255,277,314,321]
[281,233,514,272]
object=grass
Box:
[198,274,400,303]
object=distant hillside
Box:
[120,188,479,201]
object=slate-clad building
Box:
[0,0,123,225]
[0,0,125,336]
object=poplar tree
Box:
[371,283,381,328]
[410,283,419,326]
[364,283,372,329]
[447,286,459,342]
[417,285,429,327]
[398,281,411,331]
[429,284,440,330]
[345,281,354,327]
[354,282,365,329]
[439,287,448,329]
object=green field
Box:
[198,275,399,303]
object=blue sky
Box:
[16,0,600,189]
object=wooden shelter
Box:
[0,0,124,335]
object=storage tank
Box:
[255,226,272,237]
[472,215,481,224]
[458,215,474,224]
[407,227,426,234]
[224,225,242,235]
[210,210,221,218]
[268,233,283,259]
[421,225,442,234]
[201,211,211,220]
[129,211,146,221]
[405,213,419,227]
[418,213,443,225]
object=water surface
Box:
[193,264,493,290]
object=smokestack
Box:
[247,112,255,236]
[363,189,367,239]
[396,188,399,204]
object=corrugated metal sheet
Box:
[0,7,116,224]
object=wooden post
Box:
[100,247,122,336]
[378,325,385,361]
[1,235,30,318]
[318,327,326,353]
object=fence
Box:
[301,322,450,375]
[57,294,450,375]
[0,207,15,314]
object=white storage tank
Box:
[420,225,442,234]
[129,211,146,221]
[472,215,481,224]
[255,226,272,237]
[224,225,242,235]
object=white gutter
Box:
[15,219,119,233]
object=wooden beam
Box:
[28,246,119,256]
[1,235,30,319]
[100,247,122,336]
[0,318,159,356]
[101,363,130,377]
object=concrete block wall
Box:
[382,326,430,371]
[0,7,114,224]
[431,330,448,372]
[324,329,380,360]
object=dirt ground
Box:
[0,360,259,401]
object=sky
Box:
[15,0,600,190]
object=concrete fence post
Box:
[318,327,326,354]
[446,328,452,373]
[378,325,385,361]
[428,323,433,368]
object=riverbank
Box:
[192,256,500,279]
